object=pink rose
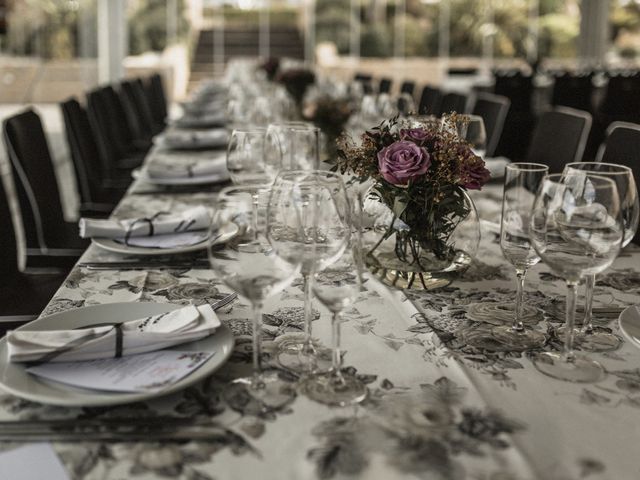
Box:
[377,140,431,185]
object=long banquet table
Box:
[2,143,640,480]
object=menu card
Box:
[27,350,214,393]
[0,444,70,480]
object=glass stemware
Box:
[454,114,487,158]
[556,162,639,352]
[266,123,320,172]
[530,173,624,382]
[207,186,301,409]
[300,247,367,406]
[226,127,274,186]
[267,170,351,374]
[490,163,549,349]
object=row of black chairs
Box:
[0,73,169,327]
[354,73,512,158]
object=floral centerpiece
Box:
[277,68,316,107]
[331,115,490,290]
[303,95,354,158]
[259,57,280,81]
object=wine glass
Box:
[281,124,320,171]
[207,186,301,409]
[264,122,312,174]
[300,246,368,406]
[267,170,351,373]
[489,163,550,349]
[557,162,639,352]
[226,127,275,186]
[530,173,624,382]
[453,114,487,157]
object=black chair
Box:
[60,98,129,212]
[146,73,168,132]
[378,78,393,94]
[400,80,416,98]
[103,85,152,155]
[551,72,594,112]
[86,87,144,172]
[120,78,159,141]
[597,121,640,245]
[471,92,511,157]
[0,174,67,335]
[353,73,373,94]
[493,71,536,159]
[525,107,592,173]
[2,109,88,263]
[438,92,468,116]
[418,85,442,116]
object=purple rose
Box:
[459,154,490,190]
[400,128,431,145]
[377,140,431,185]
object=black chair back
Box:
[86,88,124,171]
[471,93,511,157]
[61,98,122,204]
[526,107,592,173]
[400,81,416,97]
[599,122,640,245]
[2,109,67,250]
[378,78,392,94]
[551,72,594,112]
[438,92,467,116]
[147,73,168,129]
[418,86,442,116]
[0,174,19,277]
[494,71,533,113]
[101,85,138,157]
[120,79,153,142]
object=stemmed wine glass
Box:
[227,127,275,186]
[557,162,639,352]
[207,186,302,408]
[530,173,624,382]
[492,163,549,349]
[453,114,487,158]
[300,246,368,406]
[267,170,351,374]
[266,123,320,172]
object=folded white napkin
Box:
[146,153,227,180]
[8,304,221,363]
[79,206,210,239]
[174,111,226,128]
[157,128,228,149]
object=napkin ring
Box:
[124,211,170,245]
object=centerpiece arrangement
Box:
[276,68,316,107]
[303,94,354,159]
[331,115,489,290]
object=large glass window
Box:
[610,0,640,62]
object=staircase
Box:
[189,26,305,87]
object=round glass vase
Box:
[362,191,480,290]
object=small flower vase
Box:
[362,191,480,290]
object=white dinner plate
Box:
[132,167,231,186]
[618,305,640,349]
[91,222,238,256]
[0,303,235,406]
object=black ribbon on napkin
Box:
[29,322,125,365]
[124,211,171,246]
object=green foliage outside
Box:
[1,0,188,59]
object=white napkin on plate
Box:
[157,128,228,149]
[146,153,227,180]
[173,111,226,128]
[79,206,210,239]
[7,304,221,363]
